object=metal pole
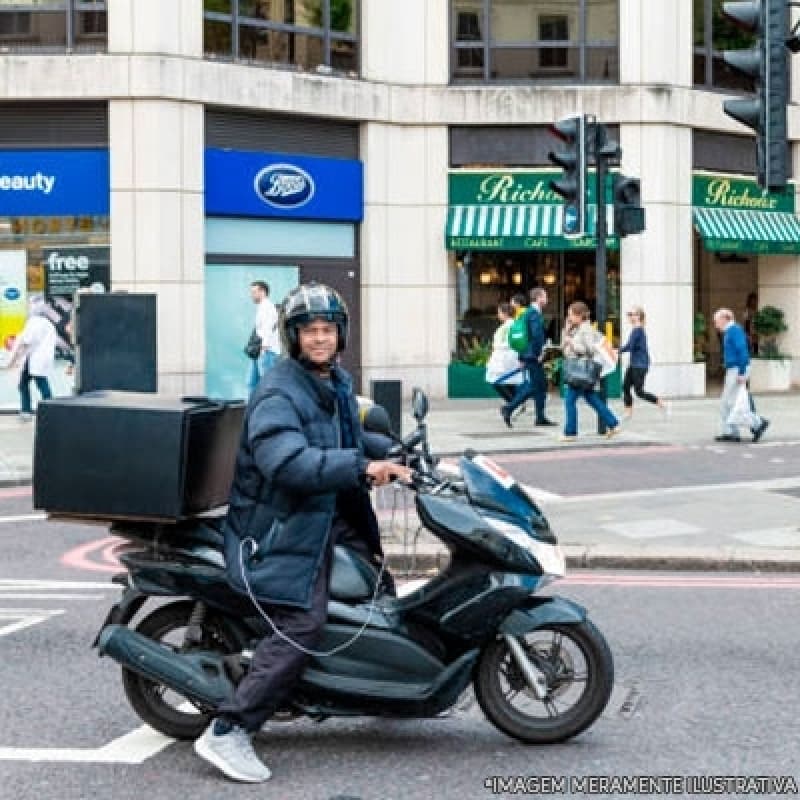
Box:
[594,123,609,434]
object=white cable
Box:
[238,537,386,658]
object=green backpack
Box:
[508,311,530,354]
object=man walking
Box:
[713,308,769,443]
[247,281,281,395]
[501,287,555,428]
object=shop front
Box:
[446,170,618,398]
[692,173,800,382]
[204,148,363,399]
[0,148,110,411]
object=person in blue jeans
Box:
[560,301,619,442]
[618,305,668,419]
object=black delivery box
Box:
[33,392,245,521]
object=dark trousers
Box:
[505,361,547,421]
[622,366,658,408]
[492,383,516,403]
[18,360,51,414]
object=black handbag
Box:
[563,356,601,390]
[244,328,262,360]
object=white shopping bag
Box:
[593,336,619,378]
[726,385,752,428]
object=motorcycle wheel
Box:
[474,620,614,745]
[121,601,244,741]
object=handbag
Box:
[244,328,262,360]
[563,356,601,391]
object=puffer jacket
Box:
[222,357,377,609]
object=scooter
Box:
[94,389,614,745]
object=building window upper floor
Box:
[693,0,756,91]
[451,0,618,84]
[0,0,105,53]
[204,0,359,77]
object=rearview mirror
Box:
[361,404,394,438]
[411,387,428,422]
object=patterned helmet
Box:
[279,283,349,359]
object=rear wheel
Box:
[474,620,614,744]
[121,601,243,740]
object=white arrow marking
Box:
[0,514,47,525]
[0,609,63,637]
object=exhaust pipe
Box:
[97,624,234,708]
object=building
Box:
[1,0,799,410]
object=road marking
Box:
[600,519,704,540]
[0,579,114,590]
[0,723,173,764]
[0,594,106,600]
[0,487,32,500]
[562,573,800,589]
[0,513,46,525]
[0,609,63,637]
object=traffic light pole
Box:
[594,123,609,435]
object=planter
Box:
[749,358,791,392]
[447,362,497,398]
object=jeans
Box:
[247,350,279,395]
[505,361,547,421]
[19,360,51,414]
[564,385,618,436]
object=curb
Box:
[385,552,800,574]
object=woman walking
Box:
[619,306,667,419]
[560,301,619,442]
[485,302,523,403]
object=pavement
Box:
[3,390,800,571]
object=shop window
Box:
[451,0,618,84]
[204,0,359,76]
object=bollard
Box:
[370,380,402,438]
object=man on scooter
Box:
[194,282,412,783]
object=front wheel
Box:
[474,620,613,744]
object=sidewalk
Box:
[4,391,800,571]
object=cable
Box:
[238,536,387,658]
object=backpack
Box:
[508,311,530,354]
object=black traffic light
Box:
[613,174,646,237]
[548,115,588,236]
[722,0,789,191]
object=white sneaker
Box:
[195,720,271,783]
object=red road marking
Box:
[0,487,32,500]
[61,536,123,573]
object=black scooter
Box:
[94,389,614,745]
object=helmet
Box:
[279,283,349,359]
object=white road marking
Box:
[770,458,785,464]
[600,519,704,540]
[0,594,106,600]
[0,724,174,764]
[0,579,113,590]
[0,609,63,637]
[0,513,47,525]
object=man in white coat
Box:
[6,296,57,421]
[247,281,282,395]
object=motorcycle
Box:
[93,388,614,744]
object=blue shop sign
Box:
[0,149,109,216]
[205,148,363,222]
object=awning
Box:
[446,204,617,251]
[693,207,800,255]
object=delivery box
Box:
[33,392,245,521]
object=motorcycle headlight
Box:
[485,518,566,578]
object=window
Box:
[451,0,617,83]
[0,1,106,52]
[204,0,359,76]
[693,0,762,90]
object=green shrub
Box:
[752,305,789,359]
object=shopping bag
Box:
[726,385,752,428]
[593,336,618,378]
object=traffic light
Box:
[722,0,789,191]
[613,174,646,237]
[548,115,588,236]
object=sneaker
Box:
[194,719,271,783]
[752,418,770,443]
[605,426,619,439]
[559,434,577,443]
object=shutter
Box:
[0,102,108,148]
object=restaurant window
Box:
[451,0,618,84]
[204,0,359,77]
[0,1,106,53]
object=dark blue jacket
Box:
[222,357,378,609]
[619,327,650,369]
[521,306,546,364]
[723,322,750,376]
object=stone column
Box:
[360,0,451,397]
[107,0,205,394]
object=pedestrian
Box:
[618,305,669,419]
[501,287,556,428]
[485,302,523,404]
[712,308,769,443]
[194,283,412,783]
[3,296,57,422]
[246,280,281,395]
[560,301,619,442]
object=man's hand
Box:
[365,461,413,487]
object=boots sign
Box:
[43,246,111,297]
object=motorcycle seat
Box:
[330,545,378,602]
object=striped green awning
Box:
[693,207,800,255]
[446,204,617,251]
